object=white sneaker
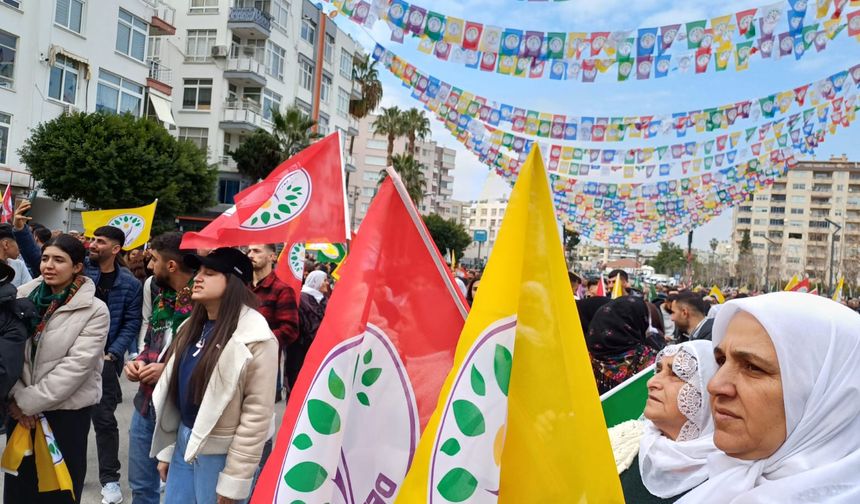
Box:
[101,482,123,504]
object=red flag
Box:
[251,170,468,504]
[595,273,607,297]
[273,241,305,303]
[0,183,11,224]
[181,132,348,249]
[790,277,811,293]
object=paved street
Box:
[1,374,287,503]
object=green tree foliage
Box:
[348,53,384,161]
[378,154,427,204]
[270,105,321,157]
[648,242,687,276]
[373,106,404,164]
[563,227,580,265]
[423,213,472,259]
[401,107,430,155]
[19,112,216,232]
[230,129,283,181]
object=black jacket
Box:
[0,281,38,405]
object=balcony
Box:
[142,0,176,35]
[146,60,172,95]
[227,7,272,38]
[220,101,264,133]
[224,56,267,87]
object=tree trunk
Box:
[387,134,394,165]
[408,132,415,155]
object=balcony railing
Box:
[225,56,266,76]
[228,7,272,32]
[147,60,172,86]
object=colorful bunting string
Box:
[333,0,859,83]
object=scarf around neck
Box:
[26,275,87,358]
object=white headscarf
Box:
[678,292,860,503]
[302,270,327,302]
[639,340,719,498]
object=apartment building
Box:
[0,0,177,228]
[462,197,508,261]
[731,155,860,284]
[162,0,361,222]
[348,113,455,228]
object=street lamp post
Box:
[825,218,842,293]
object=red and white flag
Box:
[181,132,349,249]
[595,273,607,297]
[251,169,468,504]
[0,183,12,224]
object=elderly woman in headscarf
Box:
[284,270,330,392]
[587,296,664,394]
[677,292,860,503]
[610,340,719,503]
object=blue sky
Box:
[333,0,860,249]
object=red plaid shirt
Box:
[252,271,299,348]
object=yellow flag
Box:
[1,416,75,499]
[396,146,623,503]
[610,273,626,299]
[785,274,800,291]
[833,277,845,302]
[709,285,726,304]
[82,200,157,250]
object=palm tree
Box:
[401,107,431,155]
[378,153,427,204]
[349,54,383,122]
[373,106,404,165]
[270,105,321,157]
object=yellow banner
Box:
[82,200,157,250]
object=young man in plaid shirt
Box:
[123,232,194,504]
[246,244,299,400]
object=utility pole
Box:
[763,237,776,292]
[825,218,842,293]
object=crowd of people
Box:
[0,197,859,502]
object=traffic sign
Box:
[473,229,488,242]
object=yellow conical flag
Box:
[610,273,626,299]
[82,200,157,250]
[784,274,800,291]
[396,145,623,503]
[833,277,845,302]
[1,415,75,499]
[709,285,726,304]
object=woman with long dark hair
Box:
[4,234,110,503]
[150,248,277,504]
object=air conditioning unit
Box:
[61,104,80,115]
[211,45,229,58]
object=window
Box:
[182,78,212,110]
[223,132,232,156]
[0,113,9,164]
[294,99,311,117]
[791,196,806,204]
[367,139,387,150]
[218,178,245,204]
[48,55,78,104]
[0,30,16,89]
[271,0,289,31]
[361,187,375,197]
[359,203,369,213]
[299,58,313,91]
[365,155,386,166]
[96,70,144,116]
[318,114,329,135]
[186,29,216,62]
[753,231,765,237]
[339,49,352,78]
[190,0,218,13]
[362,171,378,182]
[243,86,261,105]
[179,127,208,152]
[769,219,784,226]
[320,73,331,102]
[265,41,285,80]
[55,0,84,33]
[337,88,349,117]
[262,89,281,121]
[301,18,316,44]
[116,9,148,61]
[324,34,334,63]
[233,38,265,62]
[791,208,804,214]
[771,206,785,214]
[792,183,806,190]
[3,0,21,8]
[737,218,751,224]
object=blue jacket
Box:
[13,227,41,278]
[84,258,143,361]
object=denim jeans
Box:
[128,407,160,504]
[164,424,248,504]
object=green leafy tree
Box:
[423,213,472,259]
[230,129,283,181]
[401,107,430,155]
[348,52,384,160]
[373,106,404,164]
[648,242,687,276]
[563,227,580,266]
[378,154,427,204]
[270,105,321,157]
[19,112,216,233]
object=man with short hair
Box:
[124,232,194,504]
[671,291,713,342]
[568,271,582,300]
[0,223,30,288]
[86,225,143,504]
[606,269,630,293]
[247,243,299,401]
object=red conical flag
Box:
[181,132,349,249]
[595,273,607,297]
[790,277,811,293]
[251,169,468,504]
